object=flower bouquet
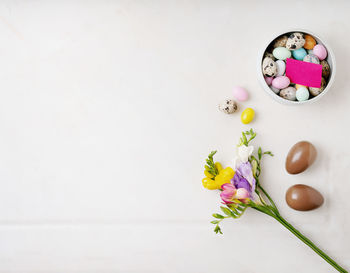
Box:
[202,129,347,273]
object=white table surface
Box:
[0,1,349,272]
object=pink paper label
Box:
[285,58,322,88]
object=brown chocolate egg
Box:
[286,184,324,211]
[285,141,317,174]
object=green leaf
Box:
[212,213,224,219]
[220,206,232,216]
[214,225,223,234]
[211,220,219,224]
[264,151,274,156]
[258,147,262,160]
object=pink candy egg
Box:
[313,44,327,60]
[232,86,248,101]
[272,76,290,89]
[264,76,273,86]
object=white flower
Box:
[231,145,254,170]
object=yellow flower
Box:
[202,166,235,190]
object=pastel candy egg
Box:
[273,47,291,60]
[241,108,255,124]
[303,35,317,50]
[270,86,280,94]
[292,48,307,60]
[280,87,297,101]
[303,54,320,64]
[276,60,286,76]
[313,44,327,60]
[296,87,310,101]
[232,86,248,101]
[272,76,290,89]
[264,76,273,85]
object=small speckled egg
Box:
[218,99,238,114]
[265,76,273,86]
[286,32,305,50]
[241,108,255,124]
[280,87,297,101]
[292,48,307,60]
[321,60,330,78]
[270,86,280,94]
[273,35,288,48]
[296,87,310,101]
[232,86,248,101]
[313,44,327,60]
[273,47,291,60]
[307,49,314,55]
[262,57,277,77]
[264,52,275,60]
[276,60,286,76]
[303,54,320,64]
[303,35,317,50]
[272,76,290,89]
[309,78,326,96]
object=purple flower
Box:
[231,162,256,198]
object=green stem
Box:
[274,214,347,273]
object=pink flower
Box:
[220,183,250,204]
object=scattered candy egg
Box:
[232,86,248,101]
[286,32,305,50]
[286,184,324,211]
[262,57,277,77]
[272,76,290,89]
[303,54,320,64]
[276,60,286,76]
[307,49,314,55]
[218,99,238,114]
[296,86,309,101]
[279,87,296,101]
[321,60,330,78]
[303,34,317,50]
[272,47,291,60]
[313,44,327,60]
[264,76,273,85]
[241,108,255,124]
[292,48,307,61]
[285,141,317,174]
[309,78,326,96]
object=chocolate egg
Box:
[286,184,324,211]
[285,141,317,174]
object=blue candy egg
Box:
[292,48,307,61]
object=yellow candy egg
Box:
[241,108,255,124]
[295,84,308,90]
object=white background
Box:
[0,1,349,272]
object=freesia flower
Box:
[232,161,256,195]
[220,183,250,204]
[232,145,254,170]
